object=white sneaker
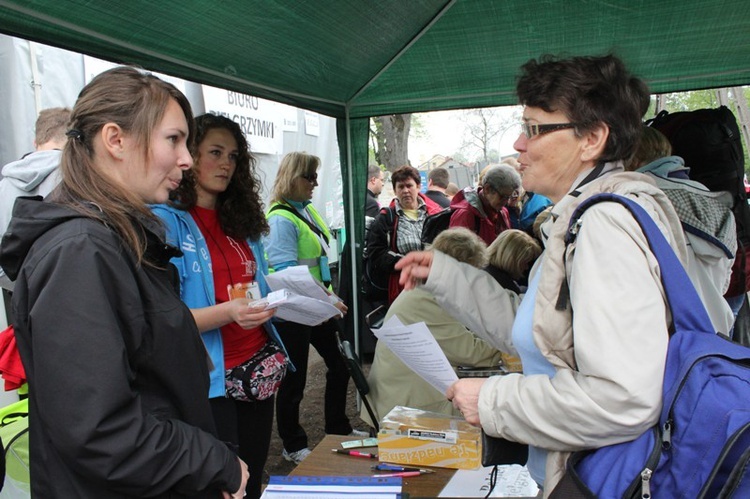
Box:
[349,429,369,437]
[282,447,312,464]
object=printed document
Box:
[373,316,458,394]
[264,266,341,325]
[438,464,539,497]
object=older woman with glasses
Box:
[396,54,689,494]
[449,164,521,245]
[264,152,365,465]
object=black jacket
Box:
[0,198,240,498]
[365,189,380,218]
[425,189,450,208]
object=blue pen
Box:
[372,463,435,473]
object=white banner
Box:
[278,103,299,132]
[304,110,320,137]
[202,86,283,155]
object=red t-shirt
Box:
[191,206,267,369]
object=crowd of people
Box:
[0,51,745,498]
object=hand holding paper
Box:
[264,267,343,325]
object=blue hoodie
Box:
[152,204,293,399]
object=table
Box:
[289,434,456,498]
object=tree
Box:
[370,114,412,172]
[458,108,518,166]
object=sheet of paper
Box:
[272,292,341,326]
[266,265,330,301]
[438,464,539,497]
[373,316,459,394]
[261,475,401,499]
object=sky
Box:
[408,106,523,166]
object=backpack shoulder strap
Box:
[269,203,329,245]
[564,193,713,335]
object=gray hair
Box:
[482,165,521,193]
[368,164,382,181]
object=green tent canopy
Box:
[3,0,749,339]
[2,0,749,117]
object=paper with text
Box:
[265,266,341,325]
[373,316,459,394]
[272,292,341,326]
[438,464,539,497]
[266,265,330,301]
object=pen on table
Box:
[372,471,423,478]
[372,464,435,473]
[331,449,378,459]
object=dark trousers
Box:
[275,319,352,452]
[210,395,275,499]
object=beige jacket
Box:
[423,168,688,494]
[362,287,503,426]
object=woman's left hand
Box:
[233,299,275,329]
[446,378,486,426]
[333,300,348,316]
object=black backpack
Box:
[421,208,480,245]
[648,106,750,296]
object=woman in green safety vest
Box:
[264,152,367,465]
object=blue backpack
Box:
[549,193,750,499]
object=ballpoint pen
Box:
[331,449,378,459]
[372,471,423,478]
[372,464,435,473]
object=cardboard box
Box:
[377,406,481,470]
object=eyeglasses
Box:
[301,173,318,183]
[498,190,520,201]
[521,122,579,139]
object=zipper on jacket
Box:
[640,468,652,499]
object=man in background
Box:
[445,182,459,200]
[425,166,451,208]
[365,164,385,218]
[0,107,70,291]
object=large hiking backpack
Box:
[648,106,750,296]
[549,193,750,499]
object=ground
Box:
[263,348,371,482]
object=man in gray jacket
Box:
[0,107,70,291]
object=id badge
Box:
[227,282,259,301]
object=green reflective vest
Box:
[267,200,331,284]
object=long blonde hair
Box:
[52,66,194,264]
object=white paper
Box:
[263,266,341,325]
[266,266,330,301]
[272,292,341,326]
[373,316,459,394]
[438,464,539,497]
[263,289,288,309]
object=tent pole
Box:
[344,105,360,356]
[29,41,42,116]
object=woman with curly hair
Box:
[152,113,289,499]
